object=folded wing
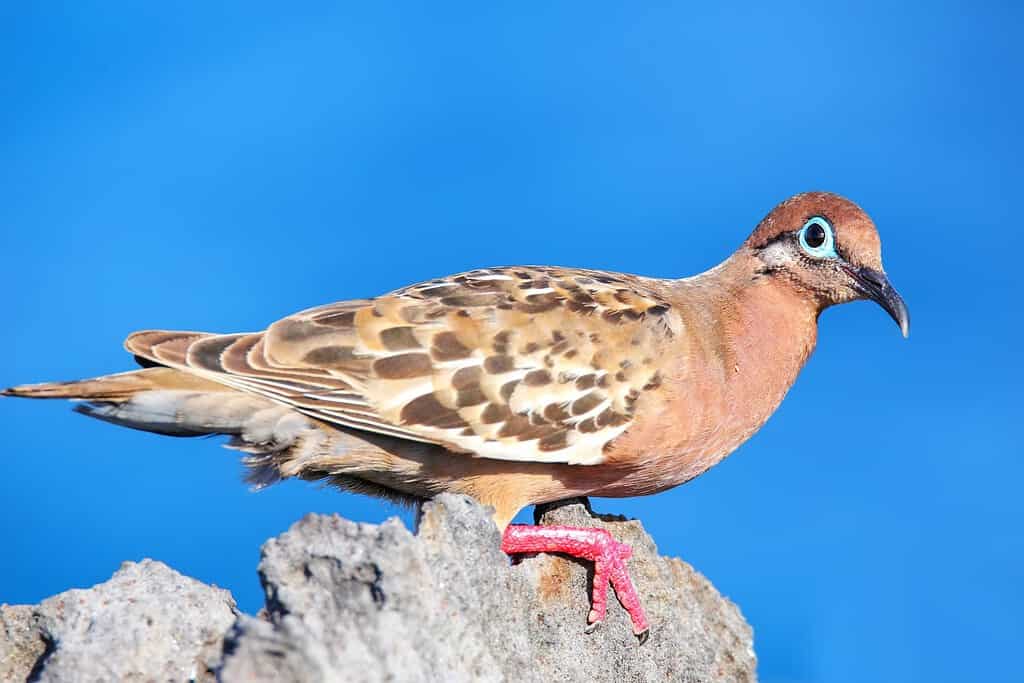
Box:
[126,267,679,465]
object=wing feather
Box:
[126,266,678,465]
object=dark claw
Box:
[584,620,602,634]
[636,628,650,646]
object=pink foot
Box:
[501,524,650,643]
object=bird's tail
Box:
[3,367,279,436]
[2,367,392,494]
[2,367,225,401]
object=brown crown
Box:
[745,191,883,269]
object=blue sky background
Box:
[1,3,1020,682]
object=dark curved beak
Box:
[843,266,910,338]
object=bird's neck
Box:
[636,250,821,474]
[674,247,821,391]
[581,249,824,495]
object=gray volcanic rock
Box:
[2,495,756,682]
[526,499,757,681]
[219,495,756,682]
[0,604,45,681]
[4,560,237,682]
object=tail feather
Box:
[3,365,421,503]
[70,390,292,438]
[4,367,332,484]
[2,368,229,400]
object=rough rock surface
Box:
[1,604,45,681]
[2,495,756,682]
[3,560,237,682]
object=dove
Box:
[3,191,909,642]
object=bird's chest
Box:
[600,306,816,496]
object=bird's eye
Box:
[798,217,837,259]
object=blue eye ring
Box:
[798,216,837,259]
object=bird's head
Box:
[746,191,909,338]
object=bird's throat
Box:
[687,249,820,415]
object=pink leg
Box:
[502,525,650,643]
